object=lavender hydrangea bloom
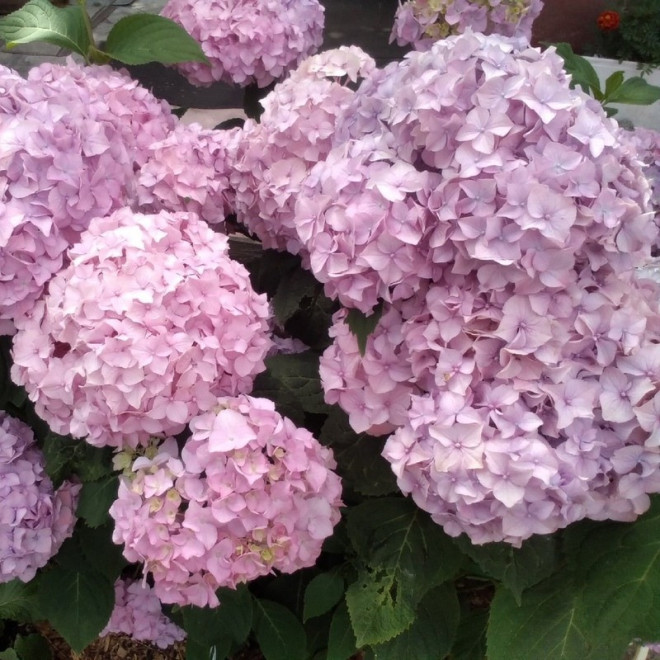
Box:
[232,47,376,259]
[101,579,186,649]
[0,412,79,583]
[390,0,545,50]
[137,122,241,226]
[0,60,176,328]
[110,395,342,607]
[11,209,273,449]
[303,32,660,545]
[161,0,325,88]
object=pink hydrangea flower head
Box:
[295,33,654,313]
[301,33,660,545]
[0,59,176,327]
[0,412,80,582]
[109,396,343,607]
[11,209,273,449]
[232,47,376,258]
[390,0,545,51]
[101,578,186,648]
[161,0,325,88]
[137,122,241,225]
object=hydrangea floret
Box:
[0,59,176,328]
[101,578,186,649]
[109,395,343,607]
[11,208,273,449]
[160,0,325,88]
[299,32,660,545]
[390,0,545,50]
[231,46,376,259]
[0,412,79,583]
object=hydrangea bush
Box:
[1,2,660,659]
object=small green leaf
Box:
[76,474,118,527]
[320,408,398,497]
[272,268,318,326]
[14,633,52,660]
[554,42,602,98]
[487,576,592,660]
[347,498,462,594]
[103,14,208,65]
[327,600,357,660]
[603,70,625,98]
[0,0,91,58]
[607,76,660,105]
[454,534,558,603]
[372,584,460,660]
[37,566,114,653]
[303,572,345,622]
[345,568,415,647]
[181,585,253,648]
[77,523,127,583]
[185,638,232,660]
[0,650,19,660]
[345,306,383,357]
[450,607,489,660]
[252,351,330,422]
[254,599,307,660]
[0,579,39,621]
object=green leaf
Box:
[103,14,208,65]
[327,600,357,660]
[76,474,118,527]
[14,633,52,660]
[0,579,39,621]
[346,498,462,594]
[372,584,460,660]
[569,499,660,645]
[37,566,114,653]
[606,76,660,105]
[345,568,415,647]
[320,409,398,497]
[41,433,114,487]
[450,607,489,660]
[252,351,329,424]
[272,268,318,326]
[554,42,602,98]
[254,599,307,660]
[454,534,558,603]
[182,585,253,648]
[0,650,18,660]
[603,70,624,98]
[0,0,90,58]
[185,638,232,660]
[303,572,345,622]
[487,575,592,660]
[77,523,127,583]
[345,306,383,357]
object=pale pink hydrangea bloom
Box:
[306,33,660,545]
[0,60,176,327]
[161,0,325,88]
[109,395,342,607]
[390,0,545,51]
[101,579,186,649]
[231,47,376,259]
[0,412,79,583]
[137,122,241,226]
[11,209,273,449]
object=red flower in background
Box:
[597,10,620,31]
